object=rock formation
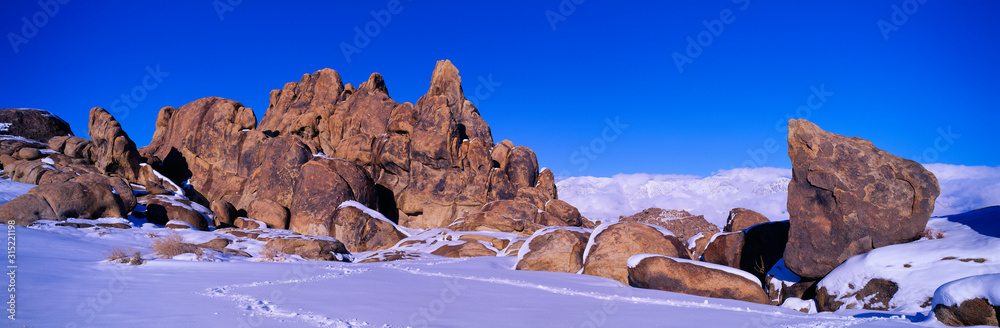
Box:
[88,107,142,182]
[581,222,690,284]
[628,255,770,304]
[620,208,719,245]
[516,227,591,273]
[0,108,73,142]
[724,208,770,232]
[784,119,940,279]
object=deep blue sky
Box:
[2,1,998,177]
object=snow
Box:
[931,273,1000,307]
[40,157,54,164]
[558,165,1000,229]
[817,210,1000,313]
[686,232,705,251]
[7,224,928,327]
[0,178,35,203]
[5,162,999,326]
[780,298,818,314]
[0,134,48,146]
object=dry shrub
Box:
[105,247,143,265]
[919,228,945,240]
[104,247,131,263]
[258,243,287,262]
[151,232,197,258]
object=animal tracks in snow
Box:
[203,265,375,328]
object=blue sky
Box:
[2,1,998,177]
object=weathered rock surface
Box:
[0,108,73,142]
[332,203,407,252]
[724,208,770,232]
[784,119,940,279]
[703,232,744,268]
[628,255,770,304]
[816,279,899,312]
[265,237,351,261]
[582,222,690,284]
[0,181,127,225]
[288,158,376,236]
[934,298,999,327]
[620,208,719,244]
[516,227,591,273]
[89,107,141,182]
[139,98,259,205]
[139,194,212,231]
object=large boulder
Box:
[0,108,73,142]
[581,222,690,284]
[288,158,377,236]
[628,254,770,304]
[620,208,720,244]
[0,181,126,225]
[784,119,940,279]
[724,208,770,232]
[71,173,137,213]
[331,202,408,252]
[139,194,212,231]
[88,107,141,182]
[516,227,591,273]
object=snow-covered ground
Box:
[4,164,998,327]
[557,164,1000,228]
[9,224,935,327]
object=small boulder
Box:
[211,200,238,227]
[544,199,583,227]
[934,299,998,327]
[247,199,289,229]
[431,239,498,258]
[703,232,744,268]
[16,147,43,161]
[332,202,408,252]
[265,237,351,261]
[139,195,211,231]
[724,208,770,232]
[516,227,591,273]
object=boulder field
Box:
[10,62,997,325]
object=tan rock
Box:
[785,119,940,279]
[628,255,769,304]
[516,227,591,273]
[582,222,690,284]
[724,208,770,232]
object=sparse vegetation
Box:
[753,256,767,276]
[104,247,143,265]
[258,243,287,262]
[151,232,197,258]
[919,228,945,240]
